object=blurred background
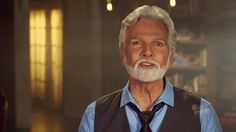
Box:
[0,0,236,132]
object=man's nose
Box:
[141,44,153,57]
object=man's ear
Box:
[170,51,175,65]
[119,46,125,65]
[168,51,174,66]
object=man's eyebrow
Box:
[127,37,142,40]
[153,39,166,42]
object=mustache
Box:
[134,59,161,69]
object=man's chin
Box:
[132,75,164,82]
[134,78,162,83]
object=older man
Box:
[78,5,222,132]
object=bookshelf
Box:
[167,39,208,96]
[166,0,209,97]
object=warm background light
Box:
[30,10,46,100]
[30,9,63,108]
[170,0,176,7]
[107,2,113,11]
[50,9,63,108]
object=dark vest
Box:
[95,87,201,132]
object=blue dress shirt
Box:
[78,79,223,132]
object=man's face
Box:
[120,18,172,82]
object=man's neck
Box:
[129,77,165,111]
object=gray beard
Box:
[124,58,169,82]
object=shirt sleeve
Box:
[200,98,223,132]
[78,101,96,132]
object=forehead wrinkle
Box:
[126,19,168,40]
[128,18,168,32]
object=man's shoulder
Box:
[96,89,123,107]
[173,87,200,99]
[173,87,201,106]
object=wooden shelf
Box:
[177,39,208,45]
[169,65,206,72]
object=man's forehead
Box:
[126,18,169,34]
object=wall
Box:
[14,0,31,129]
[63,0,131,118]
[100,0,127,95]
[0,0,16,129]
[63,0,102,117]
[0,0,31,130]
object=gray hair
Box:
[119,5,177,52]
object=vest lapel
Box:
[95,90,130,132]
[159,87,201,132]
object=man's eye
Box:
[130,40,142,46]
[154,41,166,47]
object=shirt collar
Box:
[120,77,174,108]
